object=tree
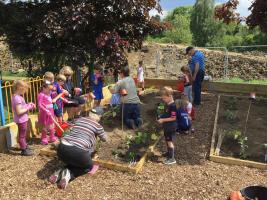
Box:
[0,0,167,72]
[247,0,267,33]
[190,0,217,46]
[215,0,241,24]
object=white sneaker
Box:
[58,168,71,189]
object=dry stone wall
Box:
[127,43,267,80]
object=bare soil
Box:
[0,93,267,200]
[218,95,267,162]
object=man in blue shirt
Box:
[186,46,205,106]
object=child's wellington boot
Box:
[41,130,48,145]
[49,129,58,143]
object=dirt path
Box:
[0,94,266,200]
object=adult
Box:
[59,65,86,120]
[48,110,107,189]
[186,46,205,106]
[112,66,142,129]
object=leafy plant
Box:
[224,109,237,122]
[128,152,136,161]
[124,135,133,148]
[151,133,158,141]
[238,136,248,159]
[134,132,149,145]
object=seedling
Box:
[134,132,149,145]
[124,135,133,148]
[224,109,237,122]
[224,97,237,110]
[238,136,248,159]
[150,133,158,141]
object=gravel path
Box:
[0,94,266,200]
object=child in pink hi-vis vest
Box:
[38,80,58,145]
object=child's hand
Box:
[157,118,164,124]
[26,103,35,111]
[62,89,69,96]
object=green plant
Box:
[134,132,149,145]
[124,135,133,148]
[128,152,136,161]
[150,133,158,141]
[238,136,248,159]
[224,109,237,121]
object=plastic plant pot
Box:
[240,186,267,200]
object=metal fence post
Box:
[0,80,6,126]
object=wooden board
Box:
[39,136,162,174]
[210,155,267,170]
[144,79,267,95]
[210,95,220,156]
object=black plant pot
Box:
[240,186,267,200]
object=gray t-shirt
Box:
[113,76,140,104]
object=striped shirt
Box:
[63,117,106,152]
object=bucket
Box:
[177,81,184,93]
[240,186,267,200]
[55,122,70,137]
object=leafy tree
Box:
[190,0,219,46]
[247,0,267,33]
[0,0,167,73]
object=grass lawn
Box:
[216,78,267,85]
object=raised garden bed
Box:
[210,94,267,169]
[40,90,167,173]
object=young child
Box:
[51,74,69,123]
[91,64,104,107]
[175,99,191,134]
[11,80,36,156]
[181,66,193,103]
[108,85,120,107]
[38,80,58,145]
[157,87,177,165]
[44,71,55,84]
[137,61,145,90]
[181,95,195,121]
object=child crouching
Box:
[157,87,177,165]
[175,99,191,134]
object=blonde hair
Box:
[175,99,183,109]
[181,66,191,73]
[160,86,173,97]
[181,95,189,108]
[59,65,73,76]
[56,74,66,82]
[13,80,29,92]
[44,71,55,82]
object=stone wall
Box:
[127,43,267,80]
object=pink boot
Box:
[40,130,48,145]
[49,128,58,143]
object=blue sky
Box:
[157,0,252,17]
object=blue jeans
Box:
[122,104,142,129]
[193,70,205,105]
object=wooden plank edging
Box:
[210,95,221,156]
[210,155,267,170]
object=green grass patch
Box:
[216,78,267,85]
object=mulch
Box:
[0,93,266,200]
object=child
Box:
[137,61,145,90]
[157,87,177,165]
[175,99,191,134]
[181,66,193,103]
[91,64,104,107]
[38,80,58,145]
[11,80,36,156]
[181,95,195,121]
[51,74,69,123]
[108,85,120,107]
[44,71,55,83]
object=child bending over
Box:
[157,86,177,165]
[11,80,36,156]
[175,99,191,134]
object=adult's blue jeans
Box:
[193,70,205,105]
[122,103,142,129]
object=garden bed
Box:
[214,94,267,164]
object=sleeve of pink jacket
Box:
[38,93,48,113]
